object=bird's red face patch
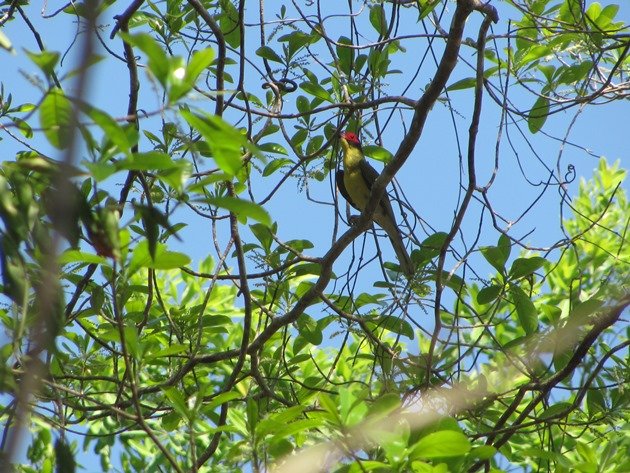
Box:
[341,131,360,145]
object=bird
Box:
[336,130,414,277]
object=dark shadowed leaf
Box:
[528,95,549,133]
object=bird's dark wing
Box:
[359,159,380,189]
[359,159,397,218]
[360,162,413,275]
[336,169,360,210]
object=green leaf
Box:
[250,222,274,252]
[480,245,508,275]
[206,196,272,227]
[0,30,13,52]
[300,82,333,102]
[339,388,368,426]
[470,445,497,460]
[369,5,387,35]
[181,110,255,177]
[446,77,476,91]
[369,315,414,340]
[557,61,593,85]
[296,314,323,345]
[161,412,182,431]
[158,160,192,193]
[278,30,316,57]
[363,145,393,163]
[336,36,354,75]
[518,44,552,68]
[170,48,215,102]
[306,135,324,155]
[477,284,502,304]
[288,263,320,278]
[595,4,619,30]
[268,420,324,447]
[586,388,606,417]
[83,105,135,155]
[370,393,401,418]
[84,161,117,182]
[40,88,73,149]
[569,298,604,319]
[268,438,294,458]
[497,233,511,262]
[413,232,449,264]
[162,387,189,418]
[318,393,339,419]
[130,240,191,271]
[409,430,471,459]
[418,0,440,19]
[508,256,546,280]
[58,250,107,265]
[528,96,549,134]
[256,46,283,64]
[347,461,389,471]
[258,142,288,155]
[369,47,392,78]
[204,391,241,412]
[116,151,176,171]
[135,204,181,258]
[510,285,538,334]
[256,406,308,437]
[296,98,311,118]
[151,250,191,270]
[146,344,189,360]
[9,116,33,138]
[263,158,293,176]
[220,0,241,48]
[121,33,170,86]
[25,49,60,77]
[539,401,572,419]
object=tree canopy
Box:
[0,0,629,472]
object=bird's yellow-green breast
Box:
[341,138,371,209]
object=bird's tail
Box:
[376,215,414,277]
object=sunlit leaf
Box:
[409,430,471,459]
[181,110,258,177]
[39,88,72,149]
[206,196,272,227]
[510,285,539,334]
[25,49,59,77]
[259,142,288,155]
[363,145,393,163]
[121,33,170,86]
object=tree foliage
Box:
[0,0,629,472]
